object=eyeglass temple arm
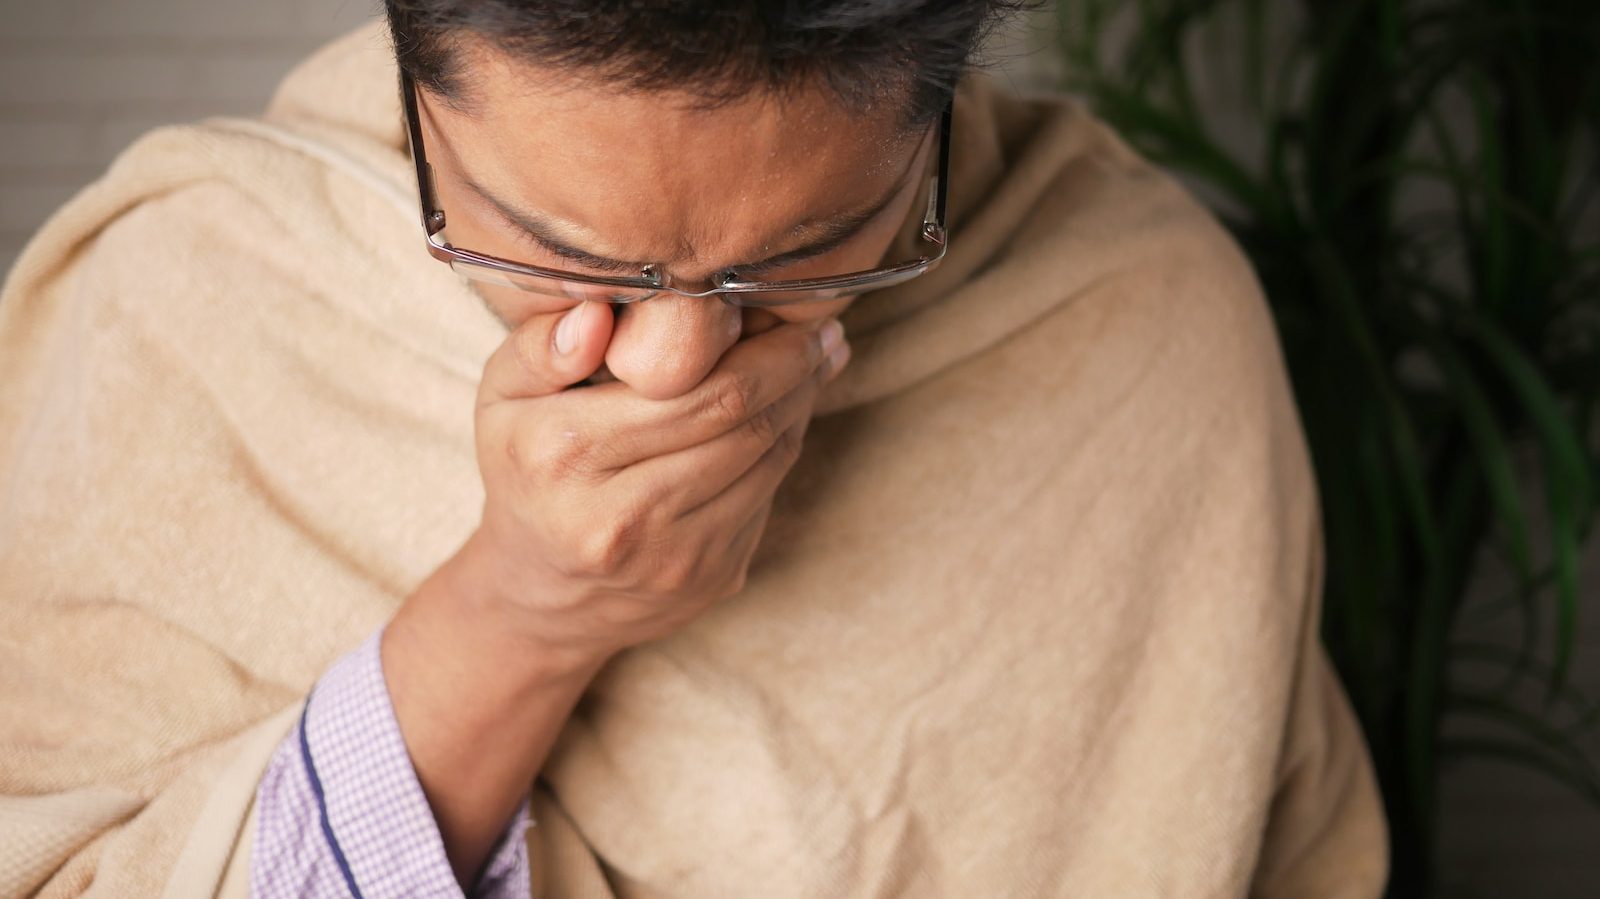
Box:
[399,70,447,236]
[934,103,951,227]
[919,102,952,245]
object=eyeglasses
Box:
[399,68,950,307]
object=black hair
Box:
[384,0,1033,129]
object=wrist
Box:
[381,532,608,888]
[412,527,616,686]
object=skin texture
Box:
[415,38,933,395]
[379,38,934,888]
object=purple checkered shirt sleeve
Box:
[250,627,534,898]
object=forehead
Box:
[423,40,923,262]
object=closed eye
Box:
[726,235,852,279]
[724,197,900,279]
[501,212,645,276]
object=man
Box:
[0,2,1388,897]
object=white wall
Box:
[1,2,1594,895]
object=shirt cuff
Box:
[256,626,533,898]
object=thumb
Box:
[478,300,615,404]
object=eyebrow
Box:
[459,155,921,278]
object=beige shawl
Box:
[0,20,1388,898]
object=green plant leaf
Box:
[1440,736,1600,807]
[1457,314,1594,693]
[1445,689,1600,781]
[1449,641,1600,735]
[1426,337,1538,586]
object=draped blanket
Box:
[0,20,1387,898]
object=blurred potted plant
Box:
[1054,0,1599,893]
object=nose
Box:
[602,294,744,400]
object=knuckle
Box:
[572,511,645,575]
[502,430,527,474]
[741,400,782,446]
[501,419,544,477]
[701,370,762,429]
[651,550,701,594]
[507,424,593,485]
[723,565,750,597]
[772,422,805,464]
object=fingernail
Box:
[555,303,584,355]
[825,340,852,378]
[819,319,844,357]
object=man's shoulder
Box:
[960,77,1292,437]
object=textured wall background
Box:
[0,0,373,271]
[0,2,1594,896]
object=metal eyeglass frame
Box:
[398,68,951,307]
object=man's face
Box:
[416,39,933,399]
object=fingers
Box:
[547,317,846,469]
[632,347,841,514]
[715,499,776,596]
[672,405,818,535]
[478,301,616,405]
